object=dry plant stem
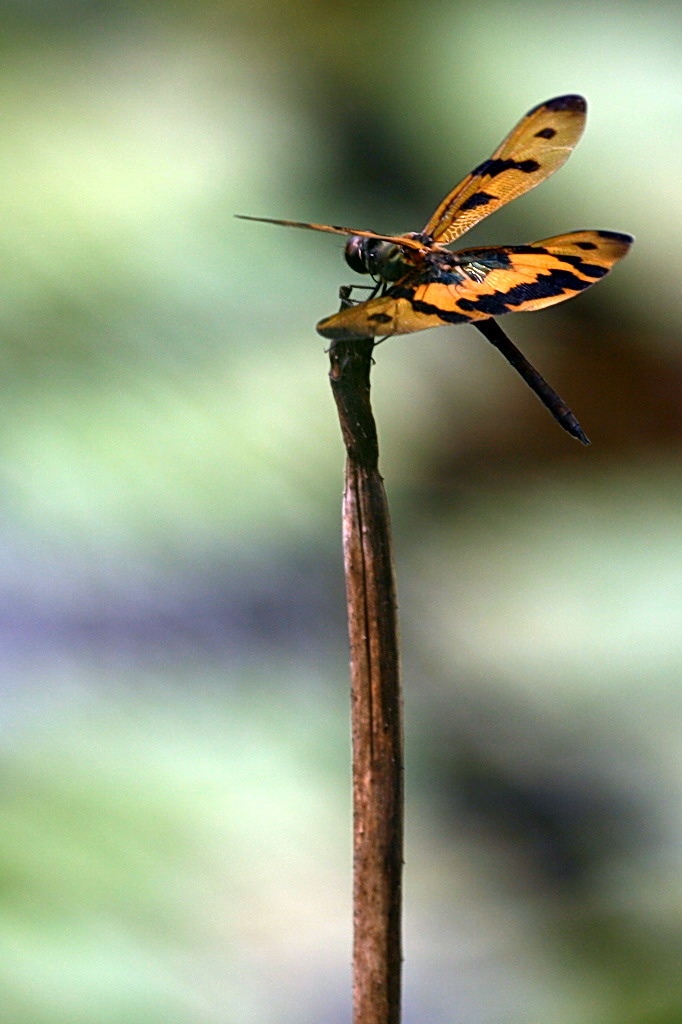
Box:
[329,335,404,1024]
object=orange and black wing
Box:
[235,214,428,253]
[423,95,587,246]
[316,231,632,339]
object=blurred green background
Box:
[1,1,681,1022]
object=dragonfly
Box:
[238,95,633,444]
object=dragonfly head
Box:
[344,236,396,275]
[345,231,433,279]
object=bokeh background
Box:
[1,1,681,1022]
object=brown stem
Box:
[329,335,403,1024]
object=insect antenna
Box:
[473,319,590,445]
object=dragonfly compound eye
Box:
[344,236,372,274]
